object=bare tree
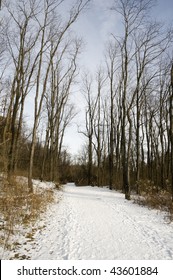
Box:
[93,67,107,187]
[170,63,173,200]
[80,72,96,185]
[28,0,91,191]
[105,43,118,190]
[132,21,172,192]
[42,39,80,182]
[110,0,172,199]
[2,0,42,177]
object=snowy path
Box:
[22,183,173,260]
[10,183,173,259]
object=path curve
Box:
[26,183,173,260]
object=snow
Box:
[17,177,56,191]
[32,179,56,190]
[1,182,173,259]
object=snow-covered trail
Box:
[25,183,173,260]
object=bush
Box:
[0,176,54,254]
[134,180,173,221]
[137,179,159,195]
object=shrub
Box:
[134,180,173,222]
[0,176,54,254]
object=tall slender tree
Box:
[170,63,173,200]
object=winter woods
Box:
[0,0,173,202]
[77,0,173,200]
[0,0,90,190]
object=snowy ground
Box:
[1,182,173,259]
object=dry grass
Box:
[0,175,54,252]
[134,180,173,222]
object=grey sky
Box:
[63,0,173,156]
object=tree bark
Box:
[170,64,173,201]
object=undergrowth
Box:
[0,175,54,256]
[134,180,173,222]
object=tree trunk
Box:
[170,64,173,201]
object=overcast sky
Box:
[62,0,173,157]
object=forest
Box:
[0,0,173,205]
